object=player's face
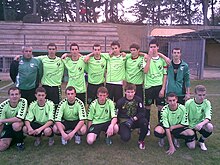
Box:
[9,89,21,104]
[23,47,33,59]
[167,96,178,110]
[93,46,101,56]
[195,91,206,104]
[125,89,135,100]
[130,48,139,58]
[35,92,46,105]
[70,46,79,55]
[149,44,159,55]
[66,89,76,103]
[111,45,120,55]
[172,50,181,61]
[48,46,57,56]
[97,92,108,104]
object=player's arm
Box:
[158,53,171,65]
[165,128,176,155]
[61,53,71,59]
[169,124,184,132]
[106,117,117,137]
[184,66,191,101]
[34,120,53,135]
[87,120,92,129]
[0,117,22,124]
[25,120,35,135]
[159,74,167,98]
[9,60,19,83]
[69,120,85,139]
[84,52,94,63]
[195,119,210,131]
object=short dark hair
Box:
[111,41,120,48]
[97,86,108,95]
[93,44,101,49]
[35,87,46,94]
[149,39,159,47]
[195,85,206,94]
[8,87,20,95]
[65,86,76,94]
[47,43,57,49]
[172,47,181,53]
[70,43,79,50]
[129,43,140,50]
[124,83,136,92]
[166,92,177,99]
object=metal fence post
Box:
[104,36,107,52]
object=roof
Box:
[150,28,195,36]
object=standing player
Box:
[0,87,28,151]
[185,85,213,151]
[23,87,55,146]
[143,39,168,135]
[37,43,64,107]
[117,83,148,150]
[62,43,86,104]
[87,87,118,145]
[85,44,106,104]
[154,93,195,155]
[166,48,190,104]
[53,86,87,145]
[10,45,43,105]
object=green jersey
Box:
[143,56,167,89]
[87,98,117,124]
[86,55,106,84]
[55,98,87,122]
[185,98,212,129]
[102,54,126,83]
[160,104,188,128]
[125,54,144,85]
[62,57,86,93]
[25,100,55,125]
[37,55,64,86]
[0,98,28,125]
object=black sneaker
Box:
[16,142,25,151]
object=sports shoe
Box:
[173,138,180,148]
[147,124,151,136]
[138,141,145,150]
[105,136,113,145]
[199,142,207,151]
[158,138,165,147]
[61,137,68,145]
[48,137,54,146]
[16,142,25,151]
[74,134,81,144]
[34,138,41,147]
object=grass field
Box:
[0,80,220,165]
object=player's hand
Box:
[159,89,165,98]
[62,133,69,141]
[195,123,203,131]
[184,94,190,101]
[84,55,91,63]
[109,50,113,57]
[27,128,35,135]
[164,57,171,65]
[166,145,176,155]
[14,55,20,61]
[68,131,76,140]
[34,128,42,135]
[106,124,114,137]
[120,52,126,57]
[61,53,69,59]
[169,126,174,132]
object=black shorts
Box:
[42,85,61,106]
[62,120,80,131]
[1,124,14,139]
[30,122,53,137]
[106,83,123,103]
[88,121,111,136]
[135,84,144,101]
[76,93,86,105]
[87,83,104,104]
[20,88,36,105]
[144,85,165,106]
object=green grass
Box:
[0,80,220,165]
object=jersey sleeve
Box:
[161,107,170,128]
[184,63,190,88]
[101,53,110,60]
[48,101,55,121]
[25,103,35,122]
[55,101,65,122]
[162,58,168,75]
[17,99,28,120]
[37,58,43,81]
[136,97,145,119]
[0,100,8,119]
[180,105,189,126]
[204,100,212,120]
[109,100,117,118]
[77,100,87,120]
[87,102,95,121]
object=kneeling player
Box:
[186,85,213,151]
[53,86,87,145]
[23,87,55,146]
[117,83,148,150]
[0,87,28,151]
[87,87,119,145]
[154,93,195,155]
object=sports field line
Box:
[0,82,13,91]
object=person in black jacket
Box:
[116,83,148,150]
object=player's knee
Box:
[44,128,52,137]
[206,123,213,132]
[113,124,119,134]
[0,141,10,152]
[186,140,196,150]
[12,122,23,132]
[23,126,28,134]
[154,130,165,138]
[87,134,96,145]
[79,125,87,135]
[52,125,59,134]
[154,126,164,134]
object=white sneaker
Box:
[138,141,146,150]
[199,142,207,151]
[61,137,67,145]
[158,138,165,147]
[74,134,81,144]
[147,124,150,136]
[173,138,180,148]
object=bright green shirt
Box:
[160,104,188,128]
[62,57,86,93]
[87,98,117,124]
[185,98,212,129]
[102,54,126,83]
[0,98,28,125]
[125,54,144,85]
[86,55,106,84]
[143,56,167,89]
[55,98,87,122]
[37,55,64,86]
[25,100,55,125]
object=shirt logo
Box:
[19,60,24,65]
[30,63,34,67]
